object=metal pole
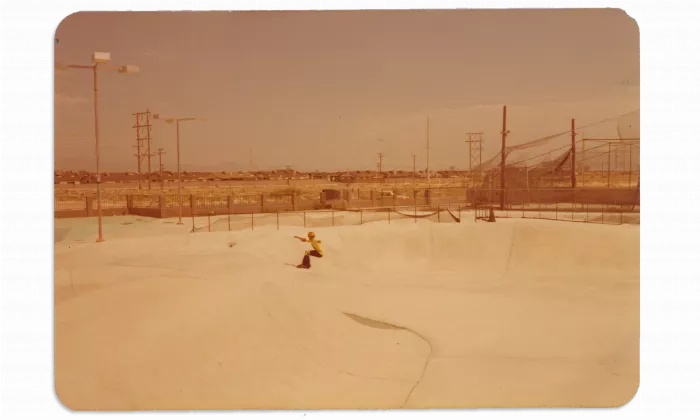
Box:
[146,110,152,190]
[412,154,416,193]
[427,116,431,187]
[93,65,104,242]
[571,118,576,188]
[176,120,183,225]
[500,105,507,210]
[581,131,585,187]
[628,144,633,188]
[607,142,611,188]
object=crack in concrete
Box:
[342,312,433,408]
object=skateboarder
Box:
[294,231,323,269]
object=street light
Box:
[152,114,204,225]
[56,52,139,242]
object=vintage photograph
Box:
[54,9,640,410]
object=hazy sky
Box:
[54,9,639,172]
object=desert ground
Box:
[54,171,639,200]
[54,211,639,410]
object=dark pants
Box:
[300,250,323,268]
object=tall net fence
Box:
[476,109,640,190]
[480,109,640,170]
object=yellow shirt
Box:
[304,238,324,256]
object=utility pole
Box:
[412,153,417,191]
[426,116,431,187]
[571,118,576,188]
[156,148,166,189]
[608,142,612,188]
[133,110,153,190]
[500,105,508,210]
[146,110,152,189]
[581,130,585,187]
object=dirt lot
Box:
[54,172,638,200]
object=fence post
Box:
[85,197,92,217]
[360,209,363,226]
[458,205,461,223]
[277,211,279,230]
[332,211,335,227]
[159,195,165,218]
[251,213,254,230]
[191,195,195,232]
[601,204,605,224]
[260,193,265,213]
[228,212,231,231]
[208,214,211,232]
[618,200,622,225]
[126,195,133,215]
[438,205,441,223]
[555,201,558,221]
[388,208,391,224]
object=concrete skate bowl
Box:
[54,227,69,243]
[55,219,639,410]
[54,216,172,245]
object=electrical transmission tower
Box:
[376,152,384,173]
[133,110,153,190]
[465,132,484,172]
